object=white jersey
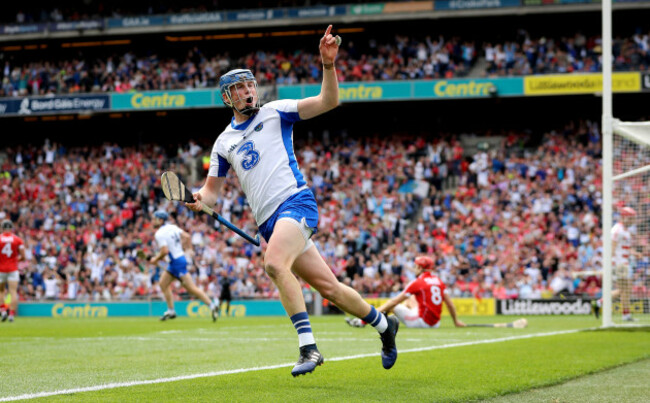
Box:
[209,99,308,225]
[154,224,185,260]
[612,222,632,266]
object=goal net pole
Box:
[602,0,614,328]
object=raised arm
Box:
[298,25,340,120]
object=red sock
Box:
[9,310,15,316]
[623,308,630,315]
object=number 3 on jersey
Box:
[430,285,442,305]
[2,242,12,258]
[237,141,260,170]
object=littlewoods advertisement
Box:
[497,299,592,315]
[523,72,641,95]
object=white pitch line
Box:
[0,327,591,402]
[1,336,428,343]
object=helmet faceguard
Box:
[219,69,260,117]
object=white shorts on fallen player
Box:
[393,304,440,329]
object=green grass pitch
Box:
[0,315,648,402]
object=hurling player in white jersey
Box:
[150,211,219,322]
[186,25,399,377]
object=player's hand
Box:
[454,320,466,328]
[185,192,204,212]
[149,257,157,265]
[319,25,340,65]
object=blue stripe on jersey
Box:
[231,116,255,131]
[278,110,306,188]
[277,109,301,123]
[217,155,230,177]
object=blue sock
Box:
[290,312,316,347]
[362,306,388,333]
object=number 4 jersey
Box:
[0,232,23,273]
[208,99,309,226]
[404,272,446,326]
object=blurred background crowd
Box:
[2,28,649,98]
[3,118,645,304]
[1,1,648,307]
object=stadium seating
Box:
[2,29,648,98]
[3,119,640,303]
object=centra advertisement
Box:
[111,90,216,110]
[19,300,286,317]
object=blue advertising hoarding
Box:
[167,12,225,25]
[287,5,348,18]
[49,20,104,31]
[1,24,46,35]
[0,94,109,116]
[0,99,22,116]
[435,0,521,9]
[18,300,286,317]
[107,16,166,28]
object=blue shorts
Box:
[166,256,188,279]
[258,190,319,243]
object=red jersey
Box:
[404,272,446,326]
[0,232,24,273]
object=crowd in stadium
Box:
[3,119,645,304]
[2,28,649,98]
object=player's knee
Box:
[264,261,282,279]
[318,282,342,302]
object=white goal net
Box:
[607,120,650,325]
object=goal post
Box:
[601,0,614,327]
[601,119,650,326]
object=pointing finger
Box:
[323,25,332,38]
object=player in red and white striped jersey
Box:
[612,207,638,321]
[0,219,25,322]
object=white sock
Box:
[298,332,316,347]
[375,315,388,333]
[363,306,388,333]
